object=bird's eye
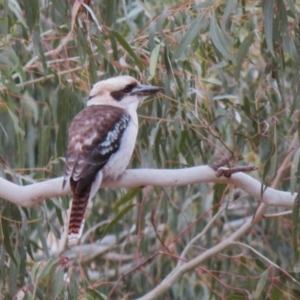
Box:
[123,84,135,93]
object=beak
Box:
[130,84,162,96]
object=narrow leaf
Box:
[101,204,135,238]
[252,269,269,299]
[0,216,18,266]
[89,56,98,84]
[32,26,47,75]
[292,193,300,271]
[82,3,102,31]
[86,288,107,300]
[38,258,58,282]
[7,108,25,137]
[210,12,236,63]
[212,183,227,215]
[286,0,297,16]
[148,44,161,80]
[8,0,27,28]
[195,0,217,9]
[290,147,300,194]
[221,0,238,31]
[0,53,13,68]
[114,188,140,210]
[37,221,49,258]
[51,0,67,16]
[69,271,79,298]
[174,14,205,60]
[234,32,254,81]
[22,0,39,32]
[46,265,65,299]
[110,30,143,69]
[56,88,83,156]
[263,0,275,57]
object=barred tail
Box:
[68,193,89,240]
[68,172,103,241]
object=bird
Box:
[63,75,161,240]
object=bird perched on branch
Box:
[63,76,161,240]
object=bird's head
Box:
[87,76,162,109]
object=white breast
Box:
[102,108,138,180]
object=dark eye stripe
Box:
[110,82,138,101]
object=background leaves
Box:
[1,0,300,299]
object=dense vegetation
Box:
[1,0,300,299]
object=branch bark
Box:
[135,134,299,300]
[0,165,295,208]
[136,204,272,300]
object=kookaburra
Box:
[63,75,161,239]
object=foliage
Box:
[1,0,300,299]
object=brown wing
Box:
[63,104,130,237]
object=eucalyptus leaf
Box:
[234,32,254,81]
[174,13,206,60]
[148,43,161,80]
[263,0,275,57]
[110,30,143,69]
[210,12,236,63]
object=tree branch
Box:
[135,203,266,300]
[0,165,295,208]
[136,135,299,300]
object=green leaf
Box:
[221,0,238,31]
[37,258,58,282]
[156,9,168,33]
[227,292,246,299]
[234,32,254,81]
[212,183,227,215]
[0,208,17,266]
[0,52,13,68]
[5,46,23,73]
[292,193,300,268]
[22,0,39,32]
[286,0,297,16]
[82,3,102,31]
[56,88,83,156]
[290,147,300,194]
[46,265,65,299]
[174,14,206,60]
[148,44,161,80]
[270,287,283,300]
[255,258,267,270]
[252,269,269,299]
[210,12,236,63]
[32,26,47,75]
[38,126,50,168]
[158,189,169,224]
[101,204,135,238]
[293,289,300,298]
[69,270,79,299]
[48,220,61,240]
[37,220,49,258]
[110,30,143,69]
[7,107,25,137]
[114,188,140,210]
[195,0,217,9]
[86,288,107,300]
[9,249,19,297]
[263,0,275,57]
[8,0,27,28]
[89,56,98,84]
[262,125,277,186]
[51,0,67,16]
